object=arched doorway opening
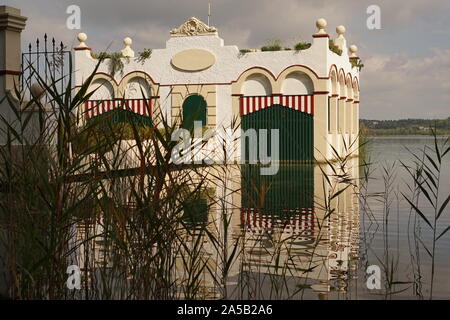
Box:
[182,94,207,130]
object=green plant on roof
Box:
[351,58,364,71]
[261,38,283,52]
[91,51,111,60]
[294,42,312,51]
[239,49,252,56]
[329,40,343,56]
[91,51,127,77]
[136,48,152,64]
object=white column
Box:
[346,98,353,135]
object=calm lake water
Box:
[355,136,450,300]
[223,136,450,300]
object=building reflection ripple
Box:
[216,159,360,300]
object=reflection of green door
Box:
[182,95,207,130]
[241,164,314,215]
[241,105,313,162]
[182,198,208,226]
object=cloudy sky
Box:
[4,0,450,120]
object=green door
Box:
[182,94,207,130]
[241,104,314,163]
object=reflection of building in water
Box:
[227,159,360,299]
[70,159,359,299]
[240,164,315,240]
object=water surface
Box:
[223,136,450,299]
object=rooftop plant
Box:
[239,49,252,56]
[351,57,365,71]
[91,48,153,76]
[91,51,126,77]
[261,38,283,52]
[294,42,312,51]
[329,40,343,56]
[136,48,152,64]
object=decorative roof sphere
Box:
[336,25,346,35]
[30,82,45,100]
[316,18,327,30]
[349,45,358,53]
[77,33,87,43]
[124,37,132,46]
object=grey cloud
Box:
[3,0,450,119]
[362,49,450,119]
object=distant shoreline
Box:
[361,118,450,137]
[366,132,450,137]
[367,134,450,137]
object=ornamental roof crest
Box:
[170,17,217,37]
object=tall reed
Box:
[402,130,450,299]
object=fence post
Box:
[0,5,27,298]
[0,6,27,96]
[0,6,27,146]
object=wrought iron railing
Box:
[21,34,72,101]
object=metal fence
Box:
[21,34,72,102]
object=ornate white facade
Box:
[74,17,361,162]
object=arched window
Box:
[124,77,152,99]
[182,94,207,130]
[281,72,314,95]
[242,74,272,96]
[89,79,114,100]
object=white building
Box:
[74,17,361,163]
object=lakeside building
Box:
[74,17,361,162]
[0,7,361,298]
[0,8,361,162]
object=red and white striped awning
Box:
[240,95,314,116]
[241,208,316,238]
[84,99,153,120]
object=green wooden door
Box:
[182,94,207,130]
[241,104,314,163]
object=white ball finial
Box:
[77,32,87,46]
[336,25,346,36]
[316,18,327,34]
[349,45,358,57]
[121,37,135,58]
[124,37,132,46]
[30,82,45,100]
